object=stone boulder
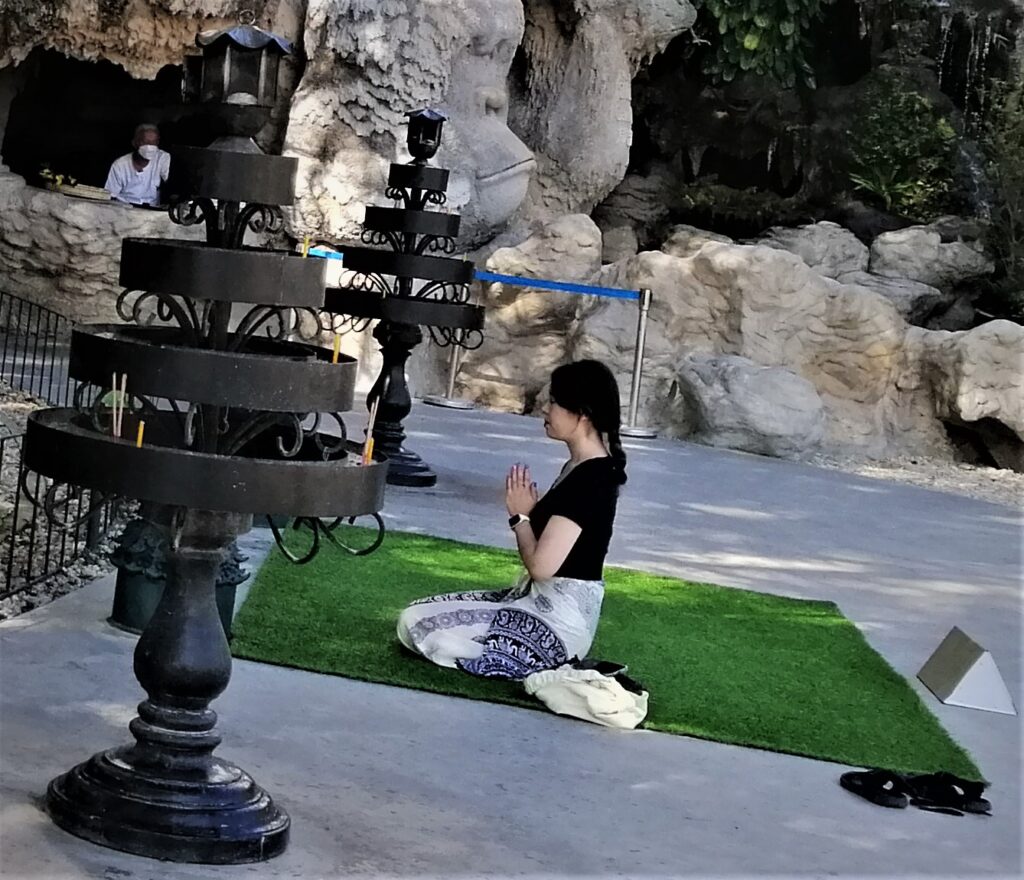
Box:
[869,226,994,288]
[755,221,869,278]
[897,320,1024,470]
[455,218,1020,465]
[836,271,949,325]
[573,242,946,457]
[457,214,603,411]
[602,226,639,264]
[660,224,732,259]
[924,320,1024,436]
[673,353,825,458]
[591,166,676,241]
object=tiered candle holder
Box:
[323,110,484,487]
[20,22,387,865]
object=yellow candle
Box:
[301,235,310,258]
[136,420,146,448]
[332,333,341,364]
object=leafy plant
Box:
[844,74,957,219]
[698,0,833,88]
[982,72,1024,320]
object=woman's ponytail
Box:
[607,424,628,486]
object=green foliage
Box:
[844,75,957,219]
[698,0,832,88]
[983,74,1024,321]
[675,181,810,230]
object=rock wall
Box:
[0,1,304,79]
[458,216,1023,464]
[0,171,202,322]
[0,1,306,155]
[457,214,603,411]
[511,0,696,225]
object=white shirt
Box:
[104,150,171,206]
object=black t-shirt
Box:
[528,457,619,580]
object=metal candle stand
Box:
[322,110,484,487]
[20,22,387,864]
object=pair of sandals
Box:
[840,769,992,816]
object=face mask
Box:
[137,144,159,161]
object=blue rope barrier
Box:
[309,246,344,261]
[307,247,640,301]
[472,270,640,301]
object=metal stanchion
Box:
[423,336,475,409]
[620,287,657,439]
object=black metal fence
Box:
[1,291,118,601]
[0,291,73,406]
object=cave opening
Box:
[944,417,1024,473]
[1,48,218,188]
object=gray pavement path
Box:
[1,404,1021,879]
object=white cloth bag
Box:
[524,664,649,729]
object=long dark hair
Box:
[549,360,627,485]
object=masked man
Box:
[104,123,171,206]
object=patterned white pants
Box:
[396,575,605,680]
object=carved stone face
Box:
[436,0,535,246]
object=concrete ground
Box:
[1,404,1021,879]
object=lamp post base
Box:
[46,748,289,864]
[620,425,658,439]
[45,509,288,865]
[422,395,474,410]
[384,446,438,487]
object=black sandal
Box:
[907,772,992,817]
[839,769,911,809]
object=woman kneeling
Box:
[396,360,626,680]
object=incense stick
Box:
[119,373,128,438]
[362,396,380,465]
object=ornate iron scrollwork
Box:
[266,512,386,564]
[169,197,214,229]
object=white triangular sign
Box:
[918,627,1017,716]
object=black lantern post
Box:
[22,22,387,864]
[322,109,484,487]
[182,12,292,142]
[406,107,445,160]
[109,16,297,631]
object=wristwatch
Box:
[508,513,531,530]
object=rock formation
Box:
[458,218,1022,467]
[283,0,534,248]
[511,0,697,223]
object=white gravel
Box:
[808,452,1023,510]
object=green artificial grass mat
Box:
[232,527,980,778]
